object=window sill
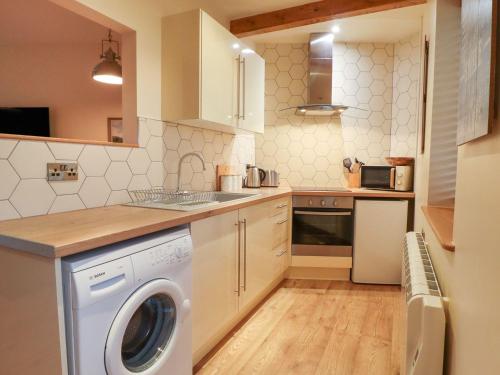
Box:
[421,205,455,251]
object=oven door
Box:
[292,208,353,257]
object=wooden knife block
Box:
[347,172,361,188]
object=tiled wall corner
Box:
[0,118,255,220]
[390,33,421,157]
[163,122,255,191]
[255,42,394,188]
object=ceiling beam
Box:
[230,0,426,37]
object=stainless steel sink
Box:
[127,189,260,212]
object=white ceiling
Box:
[243,5,426,44]
[0,0,117,45]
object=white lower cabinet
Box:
[238,202,275,311]
[191,211,239,361]
[191,197,291,363]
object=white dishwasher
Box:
[352,199,408,284]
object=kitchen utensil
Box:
[221,175,242,192]
[245,165,266,188]
[261,170,280,187]
[351,163,361,174]
[355,158,365,166]
[343,158,353,172]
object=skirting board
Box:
[287,267,351,281]
[291,255,352,268]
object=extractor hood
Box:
[281,33,352,116]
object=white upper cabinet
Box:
[162,10,264,134]
[238,50,265,133]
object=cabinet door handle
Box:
[235,221,241,296]
[276,203,287,208]
[240,57,246,120]
[277,218,288,225]
[235,56,241,120]
[242,219,247,291]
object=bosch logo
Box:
[94,272,105,278]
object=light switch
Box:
[47,163,79,181]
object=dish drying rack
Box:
[130,188,218,205]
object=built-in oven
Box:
[292,196,354,258]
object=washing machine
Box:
[62,225,192,375]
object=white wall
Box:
[0,119,255,219]
[255,42,396,187]
[415,1,500,374]
[390,33,421,157]
[0,44,122,141]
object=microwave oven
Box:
[360,165,413,191]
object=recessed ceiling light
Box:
[331,25,341,33]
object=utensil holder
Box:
[347,172,361,188]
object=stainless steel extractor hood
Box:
[280,33,351,116]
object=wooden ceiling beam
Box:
[230,0,426,37]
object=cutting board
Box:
[215,164,240,191]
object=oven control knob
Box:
[333,200,338,207]
[308,199,313,205]
[320,200,326,207]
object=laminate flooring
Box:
[195,279,402,375]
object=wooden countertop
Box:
[0,187,415,258]
[292,188,415,199]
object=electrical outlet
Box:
[47,163,79,181]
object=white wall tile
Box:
[49,195,85,214]
[146,136,165,162]
[0,160,20,200]
[0,139,18,159]
[128,174,151,191]
[390,33,421,157]
[79,177,111,208]
[78,145,111,176]
[9,141,55,178]
[0,200,20,220]
[127,148,151,174]
[147,162,165,187]
[105,162,133,190]
[106,190,132,206]
[105,146,132,161]
[47,142,84,160]
[10,179,56,217]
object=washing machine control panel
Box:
[148,236,192,266]
[131,235,193,281]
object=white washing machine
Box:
[62,225,192,375]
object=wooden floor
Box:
[195,280,402,375]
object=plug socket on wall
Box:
[47,163,79,181]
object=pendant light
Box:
[92,29,122,85]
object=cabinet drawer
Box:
[272,214,289,248]
[273,242,289,276]
[270,197,290,217]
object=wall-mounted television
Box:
[0,107,50,137]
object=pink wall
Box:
[0,43,122,142]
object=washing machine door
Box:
[105,278,190,375]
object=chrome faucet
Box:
[177,152,206,191]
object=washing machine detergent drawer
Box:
[71,256,135,309]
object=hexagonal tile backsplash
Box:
[0,35,420,220]
[256,37,420,188]
[0,119,254,219]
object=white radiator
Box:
[402,232,445,375]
